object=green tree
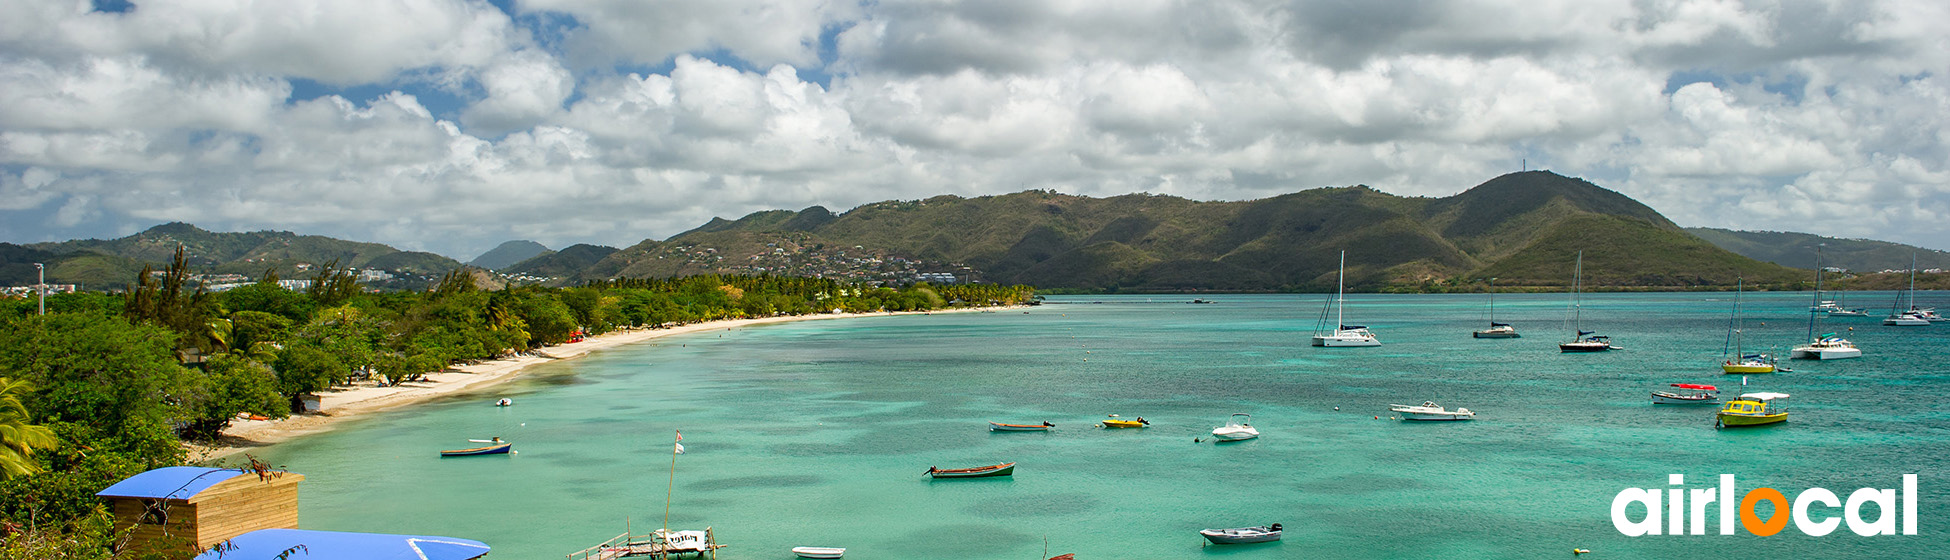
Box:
[179,356,286,440]
[0,314,191,461]
[0,378,57,480]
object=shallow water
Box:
[254,292,1949,559]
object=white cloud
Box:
[2,0,1949,257]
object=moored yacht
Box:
[1312,251,1381,347]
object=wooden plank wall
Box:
[192,475,303,548]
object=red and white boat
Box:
[1651,383,1719,405]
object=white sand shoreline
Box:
[193,306,1022,462]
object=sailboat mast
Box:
[1488,277,1496,324]
[663,430,679,533]
[1336,250,1346,332]
[1909,253,1917,311]
[1724,278,1743,360]
[1572,251,1584,334]
[1807,245,1823,342]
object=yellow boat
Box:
[1721,355,1777,374]
[1716,392,1789,427]
[1099,415,1148,428]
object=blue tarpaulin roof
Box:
[96,467,245,500]
[194,529,490,560]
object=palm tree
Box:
[0,377,58,480]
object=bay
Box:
[253,292,1949,558]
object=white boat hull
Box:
[1396,411,1474,421]
[1651,392,1718,405]
[1884,315,1930,326]
[792,547,845,558]
[1211,426,1259,440]
[1312,333,1380,347]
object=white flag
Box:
[674,442,685,454]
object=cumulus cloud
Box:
[1,0,1948,257]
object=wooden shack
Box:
[96,466,304,551]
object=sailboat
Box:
[1311,250,1380,347]
[1884,254,1931,326]
[565,430,725,558]
[1559,251,1617,352]
[1472,277,1520,338]
[1721,278,1776,373]
[1791,245,1862,360]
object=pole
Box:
[35,263,45,316]
[1335,250,1345,332]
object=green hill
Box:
[577,171,1809,291]
[14,223,463,290]
[469,240,551,270]
[1685,227,1950,272]
[504,244,619,281]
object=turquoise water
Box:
[253,293,1949,559]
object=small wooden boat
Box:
[927,462,1015,478]
[989,421,1054,432]
[1100,415,1148,428]
[1717,393,1790,427]
[440,442,512,456]
[1200,523,1282,544]
[792,546,845,558]
[1652,383,1718,405]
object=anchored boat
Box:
[1099,415,1148,428]
[1717,393,1790,427]
[1312,250,1381,347]
[1559,251,1618,353]
[988,421,1054,432]
[927,462,1016,479]
[1652,383,1719,405]
[440,440,511,457]
[1210,413,1259,441]
[1200,524,1282,544]
[1389,401,1475,421]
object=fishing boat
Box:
[1389,401,1475,421]
[1473,278,1520,338]
[1884,255,1931,326]
[1559,251,1617,352]
[1199,524,1282,545]
[1099,415,1148,428]
[791,546,845,558]
[926,462,1016,478]
[1716,392,1790,427]
[1210,413,1260,441]
[440,441,512,457]
[988,421,1054,432]
[1720,279,1776,373]
[1792,246,1862,360]
[1312,250,1381,347]
[1652,383,1719,405]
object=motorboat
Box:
[1473,278,1520,338]
[792,546,846,558]
[1099,415,1148,428]
[495,397,513,406]
[1791,334,1861,360]
[1910,307,1946,322]
[1199,524,1282,544]
[1210,413,1259,441]
[1652,383,1719,405]
[1884,311,1930,326]
[1717,393,1790,427]
[1389,401,1475,421]
[440,441,512,457]
[1792,247,1862,360]
[1312,250,1381,347]
[1828,307,1868,317]
[927,462,1015,478]
[1559,251,1616,353]
[989,421,1054,432]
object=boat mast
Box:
[1488,277,1497,324]
[1908,253,1917,311]
[1571,251,1584,339]
[663,430,679,534]
[1723,278,1743,361]
[1806,245,1823,343]
[1335,250,1346,333]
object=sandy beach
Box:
[194,307,1018,462]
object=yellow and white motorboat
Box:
[1716,392,1789,427]
[1099,415,1149,428]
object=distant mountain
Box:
[469,240,551,270]
[573,171,1806,291]
[504,244,618,281]
[1685,227,1950,273]
[13,222,463,289]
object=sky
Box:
[2,0,1947,261]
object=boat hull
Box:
[1884,316,1930,326]
[1210,427,1259,441]
[1395,411,1473,421]
[1651,392,1718,405]
[929,463,1015,478]
[1559,342,1613,352]
[440,443,512,457]
[1200,528,1281,544]
[1100,420,1147,428]
[1311,334,1380,347]
[792,547,845,558]
[1471,330,1520,338]
[1717,412,1787,427]
[1790,346,1861,360]
[988,422,1050,432]
[1720,363,1775,374]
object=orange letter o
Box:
[1741,488,1790,536]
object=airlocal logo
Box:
[1612,474,1918,536]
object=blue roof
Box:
[194,529,490,560]
[96,467,246,500]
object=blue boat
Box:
[440,442,512,457]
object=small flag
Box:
[675,430,682,442]
[674,442,685,454]
[673,429,685,454]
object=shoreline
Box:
[191,306,1022,463]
